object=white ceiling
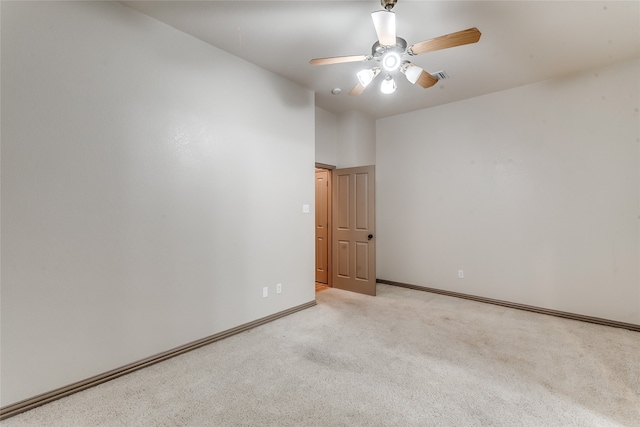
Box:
[121,1,640,119]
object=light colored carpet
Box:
[2,284,639,426]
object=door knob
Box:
[368,234,374,240]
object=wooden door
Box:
[315,169,330,284]
[332,166,376,296]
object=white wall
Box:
[315,107,338,166]
[315,107,376,168]
[1,1,315,405]
[377,59,640,324]
[337,110,376,168]
[315,108,375,168]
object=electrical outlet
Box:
[276,283,282,294]
[458,270,464,279]
[263,287,268,298]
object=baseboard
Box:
[377,279,640,333]
[0,300,317,420]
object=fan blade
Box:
[408,27,481,55]
[371,10,396,46]
[309,55,368,66]
[349,82,367,96]
[416,70,438,88]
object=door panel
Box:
[336,174,350,228]
[315,236,328,282]
[355,173,370,230]
[332,166,376,296]
[337,240,350,277]
[355,242,369,280]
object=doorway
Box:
[314,164,377,296]
[315,166,332,290]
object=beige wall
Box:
[1,1,315,405]
[376,59,640,324]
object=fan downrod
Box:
[381,0,397,11]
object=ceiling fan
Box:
[309,0,481,95]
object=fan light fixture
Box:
[401,62,423,84]
[380,75,396,94]
[382,51,401,71]
[357,69,376,87]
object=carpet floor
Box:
[2,284,639,426]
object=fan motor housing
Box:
[371,37,407,61]
[381,0,397,11]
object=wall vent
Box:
[430,70,450,80]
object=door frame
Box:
[315,163,335,287]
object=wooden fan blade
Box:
[409,27,481,55]
[309,55,368,66]
[416,71,438,88]
[349,82,366,96]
